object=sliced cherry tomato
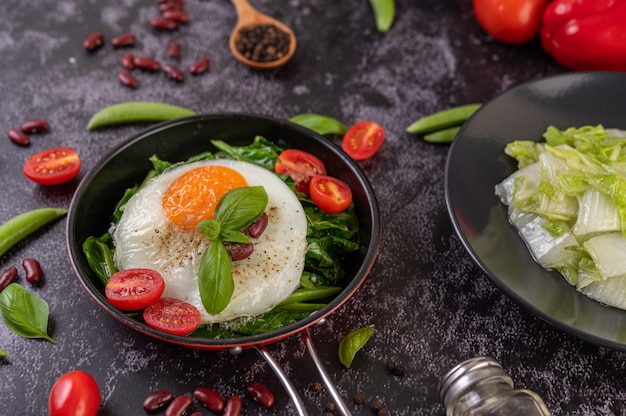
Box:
[143,297,201,336]
[472,0,548,45]
[341,121,385,161]
[309,175,353,214]
[49,370,101,416]
[23,146,81,185]
[275,149,326,194]
[105,268,165,311]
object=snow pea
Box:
[0,208,68,258]
[423,126,461,144]
[406,104,481,135]
[369,0,395,33]
[289,113,348,136]
[86,101,195,130]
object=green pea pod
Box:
[0,346,7,358]
[369,0,395,33]
[86,101,196,130]
[338,324,374,369]
[423,126,461,144]
[406,103,481,134]
[289,114,348,136]
[0,208,68,258]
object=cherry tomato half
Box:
[105,268,165,311]
[310,175,353,214]
[49,370,101,416]
[341,121,385,161]
[472,0,548,45]
[23,146,81,185]
[143,297,202,336]
[275,149,326,194]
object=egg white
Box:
[112,159,308,324]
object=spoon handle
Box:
[230,0,258,26]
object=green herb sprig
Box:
[338,324,374,369]
[0,283,56,344]
[197,186,268,315]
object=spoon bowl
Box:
[229,0,297,70]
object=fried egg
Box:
[112,159,308,324]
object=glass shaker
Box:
[438,356,551,416]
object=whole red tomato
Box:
[49,370,101,416]
[473,0,548,44]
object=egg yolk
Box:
[162,166,248,228]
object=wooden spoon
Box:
[229,0,297,70]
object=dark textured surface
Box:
[0,1,624,415]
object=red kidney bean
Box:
[22,258,43,286]
[0,266,18,293]
[134,56,161,71]
[167,40,181,58]
[248,212,268,238]
[223,396,242,416]
[159,0,184,4]
[189,57,210,75]
[160,2,183,12]
[193,387,224,413]
[7,128,29,146]
[246,382,274,409]
[189,413,201,416]
[150,16,178,30]
[225,242,254,261]
[83,32,104,51]
[118,69,138,88]
[143,389,174,412]
[20,119,49,134]
[164,395,192,416]
[162,10,189,23]
[111,33,136,48]
[121,52,135,69]
[163,64,184,82]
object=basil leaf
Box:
[0,283,56,344]
[219,229,250,244]
[211,136,283,171]
[198,219,221,240]
[214,186,268,231]
[198,241,234,315]
[0,347,7,358]
[338,324,374,369]
[82,233,117,285]
[289,114,347,136]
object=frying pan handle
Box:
[301,327,353,416]
[254,344,309,416]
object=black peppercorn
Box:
[236,24,291,62]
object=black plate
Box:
[445,72,626,351]
[67,113,381,350]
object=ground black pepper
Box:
[236,24,291,62]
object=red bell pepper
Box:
[541,0,626,71]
